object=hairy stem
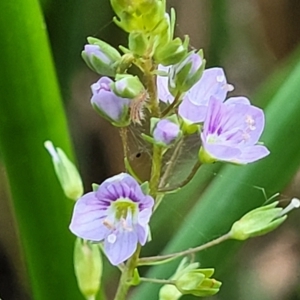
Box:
[138,232,232,265]
[120,127,129,170]
[144,60,160,117]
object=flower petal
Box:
[157,65,174,103]
[237,145,270,164]
[188,67,230,105]
[179,97,207,123]
[69,192,110,241]
[104,230,138,265]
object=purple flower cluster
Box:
[70,173,154,265]
[157,65,269,164]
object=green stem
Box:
[139,277,175,285]
[159,138,184,189]
[138,232,232,266]
[144,60,160,117]
[159,161,201,193]
[161,93,181,117]
[149,145,164,196]
[120,127,129,166]
[113,245,141,300]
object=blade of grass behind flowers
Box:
[0,1,83,299]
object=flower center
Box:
[113,198,137,220]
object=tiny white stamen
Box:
[278,198,300,217]
[107,234,117,244]
[44,141,60,162]
[245,115,256,130]
[242,132,250,141]
[227,84,234,92]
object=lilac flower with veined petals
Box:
[200,97,270,164]
[69,173,154,265]
[157,66,233,123]
[178,68,233,123]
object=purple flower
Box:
[178,68,233,124]
[200,97,270,164]
[153,119,180,145]
[157,66,233,123]
[91,77,130,126]
[69,173,154,265]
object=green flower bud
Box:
[112,74,145,98]
[111,0,165,33]
[169,50,205,95]
[154,37,187,66]
[74,238,102,299]
[44,141,83,200]
[159,284,182,300]
[159,257,199,300]
[175,269,222,297]
[128,31,149,56]
[82,37,121,76]
[230,199,300,240]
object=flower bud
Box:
[230,199,300,240]
[111,0,165,33]
[175,269,222,297]
[91,77,130,127]
[169,51,205,95]
[82,37,121,76]
[153,119,181,146]
[74,238,102,299]
[154,37,187,66]
[159,257,199,300]
[159,284,182,300]
[128,31,149,56]
[112,74,145,99]
[44,141,83,200]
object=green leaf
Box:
[0,1,82,299]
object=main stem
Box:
[113,57,163,300]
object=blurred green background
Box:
[1,0,300,299]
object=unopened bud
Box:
[175,269,221,297]
[169,50,205,95]
[112,74,145,99]
[82,37,121,76]
[74,238,102,299]
[44,141,83,200]
[230,199,300,240]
